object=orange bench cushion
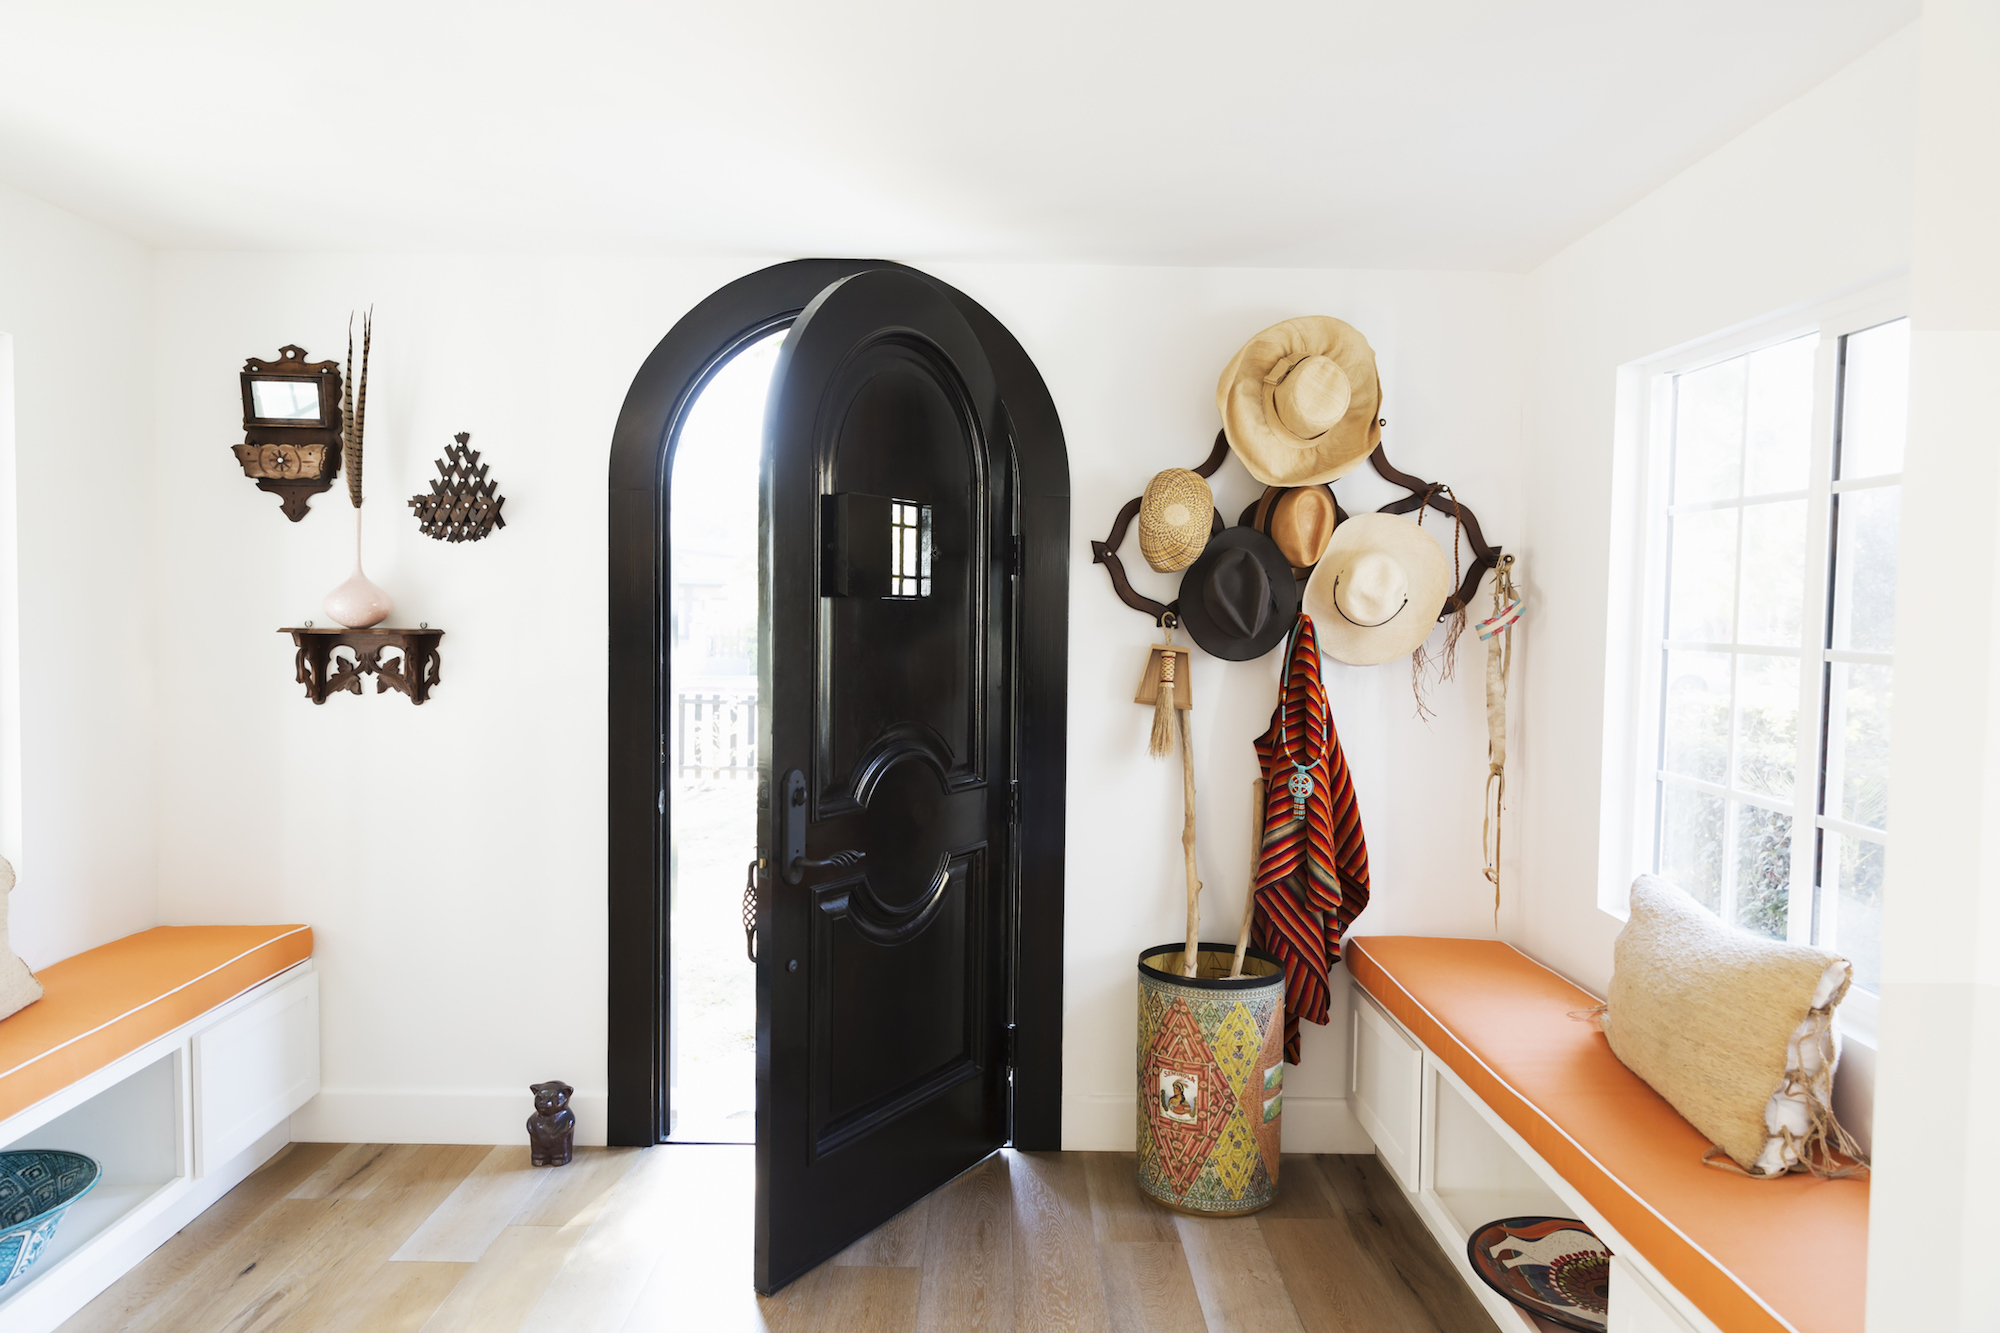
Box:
[1348,935,1865,1333]
[0,925,313,1123]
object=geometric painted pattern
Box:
[1210,1106,1261,1196]
[0,1149,98,1287]
[1211,1002,1261,1099]
[1139,997,1230,1194]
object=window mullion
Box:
[1720,368,1752,929]
[1801,326,1844,947]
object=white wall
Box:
[1515,24,1920,1003]
[0,180,159,968]
[148,254,1524,1148]
[150,254,760,1145]
[1867,2,2000,1327]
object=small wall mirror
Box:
[248,377,326,423]
[233,344,344,521]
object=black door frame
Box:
[607,259,1068,1149]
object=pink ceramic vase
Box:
[324,508,393,629]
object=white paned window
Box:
[1634,302,1905,997]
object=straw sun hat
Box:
[1216,317,1383,488]
[1303,512,1451,666]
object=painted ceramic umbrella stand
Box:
[1136,941,1286,1216]
[1132,638,1285,1216]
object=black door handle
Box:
[791,849,865,878]
[782,768,866,883]
[742,859,759,963]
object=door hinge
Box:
[1008,779,1021,824]
[1009,533,1024,577]
[1004,1022,1019,1071]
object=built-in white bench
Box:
[0,925,319,1332]
[1347,935,1866,1333]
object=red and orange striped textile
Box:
[1252,614,1371,1064]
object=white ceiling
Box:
[0,0,1916,270]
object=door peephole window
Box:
[890,501,932,599]
[823,492,934,599]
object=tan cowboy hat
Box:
[1138,469,1213,573]
[1216,317,1383,487]
[1304,512,1451,666]
[1250,485,1339,576]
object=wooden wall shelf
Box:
[283,627,444,705]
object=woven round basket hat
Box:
[1216,317,1382,488]
[1139,469,1215,573]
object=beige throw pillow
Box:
[0,858,43,1022]
[1603,875,1853,1176]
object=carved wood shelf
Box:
[283,627,444,706]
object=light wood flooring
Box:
[60,1143,1497,1332]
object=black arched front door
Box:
[756,268,1013,1289]
[606,261,1069,1294]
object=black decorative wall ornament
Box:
[410,432,507,542]
[1093,429,1502,627]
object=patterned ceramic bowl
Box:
[1466,1215,1612,1333]
[0,1150,100,1287]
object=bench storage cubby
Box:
[0,925,317,1332]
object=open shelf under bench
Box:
[1351,985,1715,1333]
[0,963,319,1332]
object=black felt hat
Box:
[1175,525,1300,660]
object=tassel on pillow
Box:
[0,859,42,1022]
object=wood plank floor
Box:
[61,1145,1497,1332]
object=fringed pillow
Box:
[1602,875,1862,1177]
[0,859,41,1023]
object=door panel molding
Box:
[606,259,1067,1161]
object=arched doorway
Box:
[605,262,1070,1183]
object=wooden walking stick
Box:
[1136,622,1201,977]
[1230,778,1264,978]
[1476,554,1522,928]
[1176,707,1200,977]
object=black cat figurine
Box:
[527,1080,575,1167]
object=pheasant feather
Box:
[345,307,372,508]
[340,316,355,496]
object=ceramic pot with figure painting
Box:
[1135,942,1285,1216]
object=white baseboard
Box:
[1062,1093,1375,1153]
[295,1088,1371,1155]
[290,1089,609,1147]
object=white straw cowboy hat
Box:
[1303,513,1451,666]
[1216,317,1383,487]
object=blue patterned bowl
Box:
[0,1151,100,1287]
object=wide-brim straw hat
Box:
[1303,513,1451,666]
[1177,527,1299,661]
[1216,317,1383,487]
[1138,468,1214,573]
[1251,485,1339,576]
